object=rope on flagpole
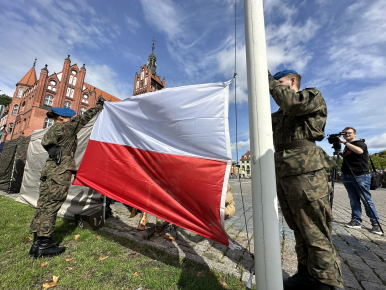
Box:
[233,0,252,255]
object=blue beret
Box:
[51,107,76,117]
[273,69,298,80]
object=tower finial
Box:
[152,37,156,54]
[33,58,37,68]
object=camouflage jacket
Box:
[270,80,335,177]
[40,104,103,184]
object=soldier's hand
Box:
[96,96,105,106]
[268,70,275,83]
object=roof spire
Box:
[152,37,156,54]
[33,58,37,68]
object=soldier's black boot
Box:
[29,233,41,257]
[37,237,65,258]
[283,264,315,290]
[314,280,335,290]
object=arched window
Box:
[44,118,54,129]
[17,87,23,98]
[7,123,13,133]
[70,89,74,98]
[64,101,71,108]
[145,75,148,86]
[66,87,71,97]
[12,104,19,115]
[72,76,77,86]
[21,101,25,112]
[80,107,86,115]
[52,87,56,92]
[48,85,52,90]
[44,95,54,106]
[69,75,73,84]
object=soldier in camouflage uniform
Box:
[269,70,343,290]
[29,97,105,258]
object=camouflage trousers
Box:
[277,168,343,289]
[30,178,70,237]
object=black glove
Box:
[96,96,105,106]
[268,70,275,83]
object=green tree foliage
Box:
[368,151,386,170]
[0,94,12,107]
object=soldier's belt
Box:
[275,140,315,151]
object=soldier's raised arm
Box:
[268,70,324,116]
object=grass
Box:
[0,195,249,290]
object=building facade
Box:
[133,43,165,96]
[240,151,251,178]
[2,56,120,141]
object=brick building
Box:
[133,43,165,96]
[2,56,120,141]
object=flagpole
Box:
[244,1,283,289]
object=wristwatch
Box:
[344,141,347,145]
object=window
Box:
[7,123,13,133]
[52,87,56,92]
[72,76,77,86]
[66,87,71,97]
[64,101,71,108]
[44,118,54,129]
[69,75,73,84]
[44,95,54,106]
[80,107,86,115]
[17,87,23,98]
[70,89,74,98]
[50,80,56,86]
[145,77,148,86]
[21,101,25,112]
[136,80,139,88]
[12,105,19,115]
[141,69,144,80]
[48,85,52,90]
[71,70,77,75]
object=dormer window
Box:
[17,87,23,98]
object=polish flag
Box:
[73,82,232,245]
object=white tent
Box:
[18,117,102,218]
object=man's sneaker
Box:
[346,220,361,229]
[371,224,383,235]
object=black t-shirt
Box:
[341,139,369,175]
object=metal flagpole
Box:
[244,0,283,289]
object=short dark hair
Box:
[343,127,356,133]
[285,73,302,88]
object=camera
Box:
[327,132,347,144]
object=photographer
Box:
[269,70,342,290]
[338,127,381,235]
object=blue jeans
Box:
[342,173,379,225]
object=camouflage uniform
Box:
[270,80,343,288]
[30,105,103,237]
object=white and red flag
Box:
[73,81,232,245]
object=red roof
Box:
[84,82,121,102]
[18,67,37,86]
[240,151,250,161]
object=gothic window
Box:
[50,80,56,86]
[71,70,77,75]
[66,87,71,97]
[141,70,144,80]
[80,107,86,115]
[69,75,73,84]
[52,87,56,92]
[64,101,71,109]
[44,118,54,129]
[48,85,52,90]
[145,76,148,86]
[136,80,139,88]
[12,105,19,115]
[17,87,23,98]
[21,102,25,112]
[70,89,74,98]
[7,123,13,133]
[72,76,77,86]
[44,95,54,106]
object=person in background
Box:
[338,127,382,235]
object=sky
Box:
[1,0,385,160]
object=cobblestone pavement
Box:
[3,179,386,289]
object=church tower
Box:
[133,41,165,96]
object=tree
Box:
[0,94,12,107]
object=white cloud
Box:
[231,139,250,153]
[367,133,386,150]
[125,16,141,34]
